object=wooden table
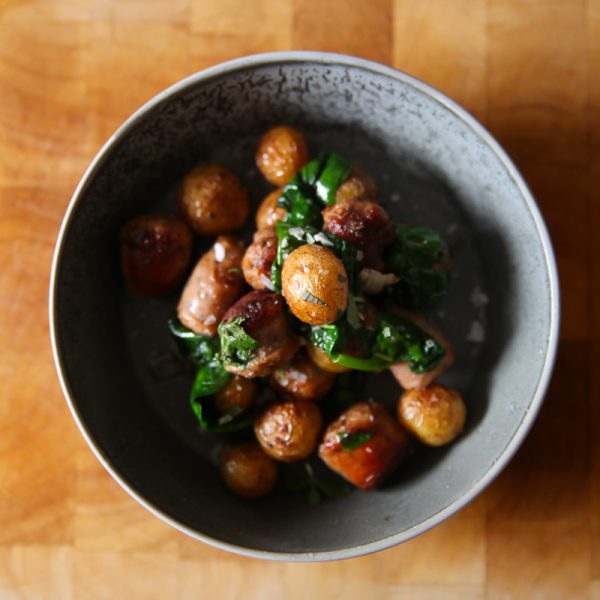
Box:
[0,1,596,598]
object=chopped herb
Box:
[228,267,242,274]
[301,290,328,306]
[338,430,373,451]
[283,461,353,505]
[218,316,260,368]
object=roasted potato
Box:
[242,227,277,291]
[179,165,249,236]
[254,399,322,462]
[214,375,258,417]
[220,290,299,378]
[335,164,378,205]
[398,385,466,446]
[319,401,410,490]
[120,214,192,297]
[270,350,336,401]
[281,244,348,326]
[388,309,455,390]
[219,441,278,498]
[256,188,286,230]
[306,342,351,374]
[322,199,395,269]
[256,126,309,186]
[177,236,245,335]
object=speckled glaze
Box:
[49,52,560,562]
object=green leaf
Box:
[168,317,219,364]
[313,153,352,206]
[309,311,446,373]
[338,430,373,451]
[384,223,451,308]
[218,316,260,368]
[189,361,230,398]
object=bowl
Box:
[49,52,559,561]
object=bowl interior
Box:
[52,55,556,559]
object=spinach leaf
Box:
[189,370,256,434]
[309,311,446,373]
[283,461,353,505]
[384,223,451,308]
[338,431,373,451]
[169,318,258,432]
[168,316,220,364]
[313,153,352,206]
[218,316,260,368]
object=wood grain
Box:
[0,0,596,597]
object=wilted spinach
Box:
[384,223,451,308]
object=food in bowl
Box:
[120,125,466,501]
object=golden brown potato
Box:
[179,164,249,236]
[256,126,309,186]
[270,350,336,401]
[120,214,192,297]
[242,227,277,291]
[256,188,286,230]
[306,342,351,374]
[319,401,410,490]
[221,290,299,378]
[398,385,466,446]
[388,309,455,390]
[177,236,246,336]
[254,399,322,462]
[335,164,378,205]
[219,441,278,498]
[214,375,258,417]
[323,198,395,270]
[281,244,348,326]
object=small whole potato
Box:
[120,214,192,297]
[179,164,249,236]
[214,376,258,417]
[254,399,323,462]
[306,342,351,374]
[281,244,348,326]
[242,227,278,291]
[270,350,336,401]
[335,164,378,205]
[256,188,286,230]
[256,126,309,186]
[398,385,466,446]
[219,441,279,498]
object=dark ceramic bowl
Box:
[50,52,559,561]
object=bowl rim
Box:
[49,50,560,562]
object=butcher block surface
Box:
[0,0,598,598]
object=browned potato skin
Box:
[398,385,466,446]
[214,375,258,417]
[219,441,278,498]
[319,401,410,490]
[254,399,323,462]
[281,244,349,326]
[256,188,286,230]
[270,350,336,401]
[335,165,378,205]
[388,309,455,390]
[221,290,299,378]
[306,342,351,374]
[179,165,249,236]
[322,199,395,270]
[177,236,246,336]
[256,126,309,186]
[120,214,192,297]
[242,227,277,291]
